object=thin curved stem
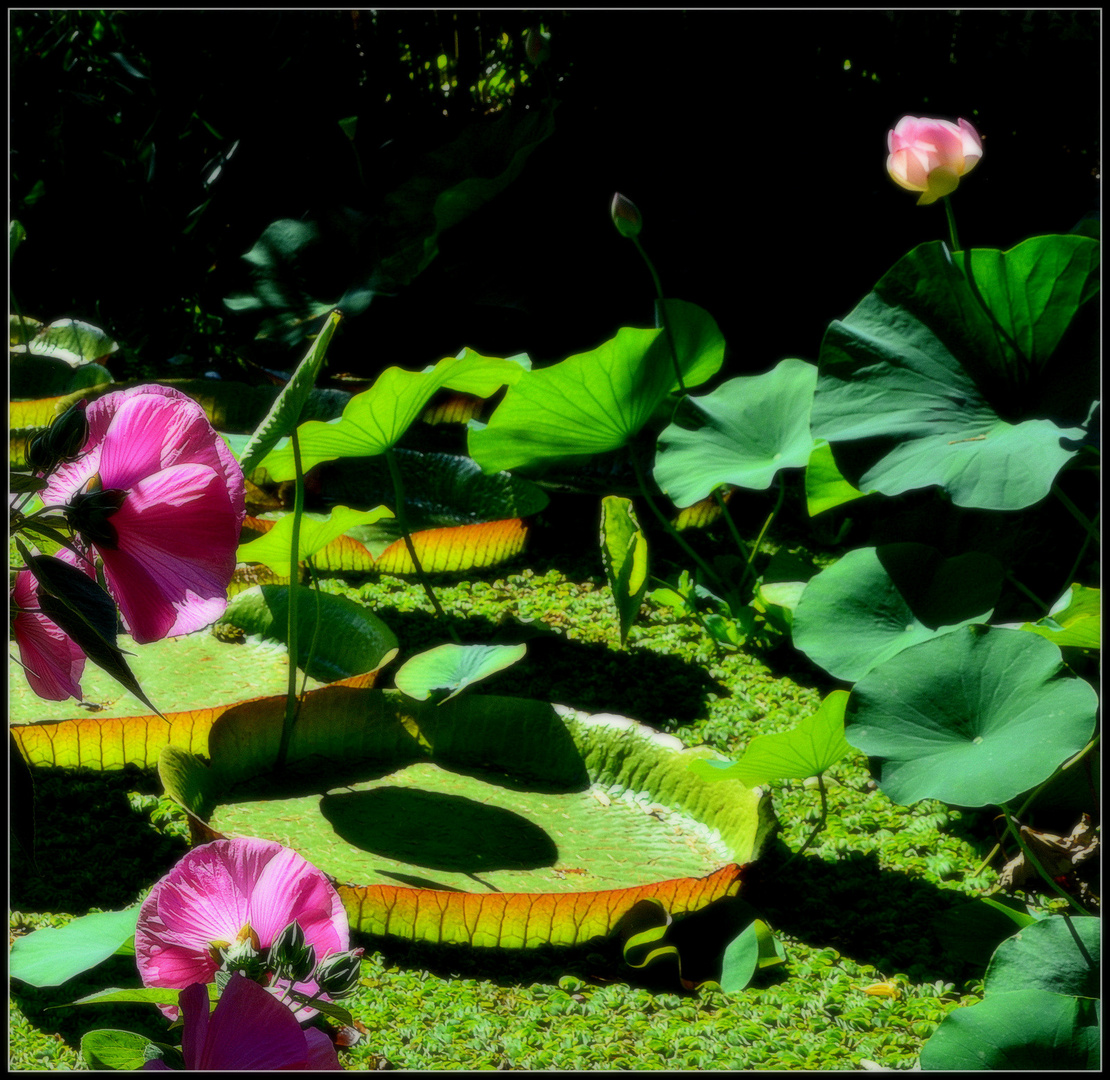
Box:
[1000,802,1090,916]
[630,451,722,591]
[276,428,306,771]
[632,236,685,395]
[774,774,830,878]
[1052,484,1101,547]
[384,446,459,643]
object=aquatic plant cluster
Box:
[9,26,1099,1070]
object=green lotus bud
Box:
[610,193,642,239]
[312,948,365,999]
[524,26,551,67]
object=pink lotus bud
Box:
[886,115,983,205]
[610,192,642,238]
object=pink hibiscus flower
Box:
[42,385,246,644]
[10,547,96,701]
[136,838,350,1023]
[140,974,342,1070]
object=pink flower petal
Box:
[97,463,241,642]
[201,973,313,1070]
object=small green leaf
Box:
[720,919,785,993]
[393,643,527,703]
[81,1030,183,1071]
[10,908,140,987]
[600,495,649,646]
[689,691,851,785]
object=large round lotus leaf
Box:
[468,300,725,475]
[811,236,1098,510]
[653,358,817,507]
[919,989,1099,1070]
[792,544,1003,681]
[985,915,1099,999]
[845,627,1098,807]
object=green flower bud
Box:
[268,920,316,983]
[524,26,551,67]
[610,193,642,239]
[26,400,89,473]
[312,948,365,999]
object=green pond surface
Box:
[211,760,734,893]
[9,632,325,724]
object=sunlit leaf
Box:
[10,908,140,987]
[375,518,529,574]
[236,505,393,573]
[805,439,874,516]
[394,643,527,703]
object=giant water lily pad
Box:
[158,689,775,948]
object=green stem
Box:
[972,737,1099,879]
[775,774,830,877]
[629,451,722,591]
[276,429,306,771]
[1052,484,1101,547]
[300,558,323,698]
[1005,570,1050,618]
[942,195,961,253]
[384,446,459,643]
[999,802,1090,916]
[714,488,749,563]
[746,475,786,575]
[632,236,685,395]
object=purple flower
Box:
[136,838,350,1023]
[42,385,246,644]
[140,974,342,1070]
[10,547,95,701]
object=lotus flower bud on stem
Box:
[610,192,643,239]
[26,399,89,473]
[312,949,365,999]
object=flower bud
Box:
[26,400,89,473]
[610,193,642,239]
[267,919,311,980]
[312,948,365,999]
[524,26,551,67]
[886,115,983,206]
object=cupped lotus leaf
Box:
[1016,584,1101,649]
[689,690,851,786]
[654,358,817,507]
[468,301,725,475]
[985,915,1099,999]
[394,643,527,703]
[236,505,393,573]
[9,907,140,988]
[375,518,530,574]
[260,350,530,480]
[236,309,342,479]
[20,317,119,365]
[812,237,1098,510]
[845,627,1099,807]
[804,439,874,517]
[216,585,398,684]
[919,989,1099,1070]
[792,544,1004,682]
[600,495,649,645]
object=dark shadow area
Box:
[373,870,467,892]
[737,840,994,986]
[319,787,559,873]
[9,765,189,916]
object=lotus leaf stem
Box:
[384,446,459,643]
[774,773,829,878]
[276,427,306,771]
[999,802,1090,916]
